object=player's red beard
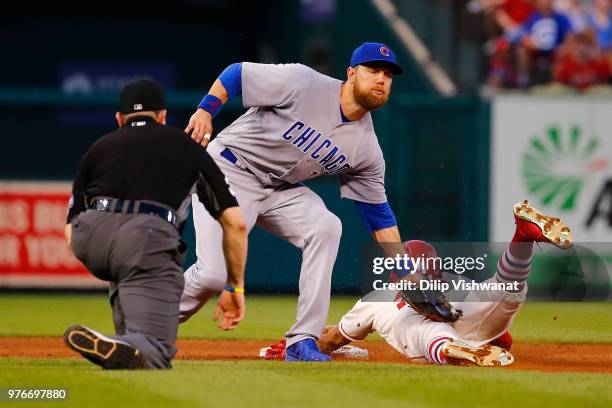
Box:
[353,77,390,111]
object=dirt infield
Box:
[1,337,611,374]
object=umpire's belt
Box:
[220,148,248,170]
[87,197,180,229]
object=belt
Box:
[87,197,180,230]
[220,148,247,170]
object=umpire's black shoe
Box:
[63,324,149,370]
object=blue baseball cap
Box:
[350,42,404,75]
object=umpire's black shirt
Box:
[67,115,237,224]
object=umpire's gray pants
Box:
[180,141,342,347]
[71,210,185,369]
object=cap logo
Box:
[379,46,390,57]
[133,104,143,111]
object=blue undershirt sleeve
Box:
[354,200,397,233]
[218,63,243,99]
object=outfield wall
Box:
[0,0,491,290]
[6,96,612,291]
[489,96,612,300]
[490,96,612,243]
[0,181,103,288]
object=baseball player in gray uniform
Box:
[181,42,454,361]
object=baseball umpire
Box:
[63,78,248,369]
[180,42,459,362]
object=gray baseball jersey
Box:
[216,62,388,204]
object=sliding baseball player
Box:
[262,200,573,366]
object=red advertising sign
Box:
[0,181,104,288]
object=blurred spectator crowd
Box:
[476,0,612,92]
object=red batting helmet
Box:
[403,240,441,278]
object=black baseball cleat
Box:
[63,324,149,370]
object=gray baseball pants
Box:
[180,140,342,347]
[71,210,185,369]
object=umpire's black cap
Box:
[119,78,167,114]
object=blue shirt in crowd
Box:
[524,12,573,52]
[588,13,612,49]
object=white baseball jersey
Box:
[339,280,526,360]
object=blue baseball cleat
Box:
[285,338,332,362]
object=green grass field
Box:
[1,294,611,408]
